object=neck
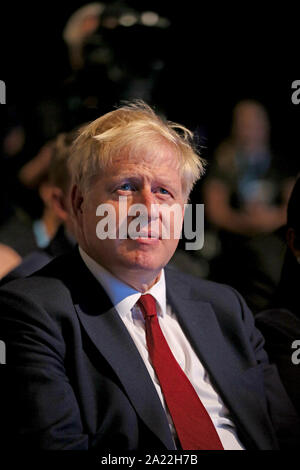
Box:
[105,264,162,293]
[79,245,163,293]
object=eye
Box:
[157,187,171,196]
[118,182,136,191]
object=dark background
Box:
[1,1,299,177]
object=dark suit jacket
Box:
[256,308,300,416]
[0,248,299,450]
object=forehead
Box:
[111,139,181,173]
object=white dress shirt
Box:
[79,247,245,450]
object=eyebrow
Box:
[108,174,181,196]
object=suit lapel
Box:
[165,268,276,449]
[68,251,175,450]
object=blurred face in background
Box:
[233,101,270,150]
[50,181,76,238]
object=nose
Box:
[139,187,155,211]
[129,186,160,226]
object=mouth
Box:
[131,233,161,244]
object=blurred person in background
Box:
[0,116,38,257]
[255,176,300,415]
[60,2,170,131]
[0,109,64,258]
[203,100,294,311]
[18,140,62,249]
[63,2,104,72]
[1,131,76,283]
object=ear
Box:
[50,187,69,221]
[286,227,300,260]
[71,184,84,221]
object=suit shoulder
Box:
[165,265,249,315]
[0,252,75,304]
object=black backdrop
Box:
[1,1,299,174]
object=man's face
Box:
[73,142,185,288]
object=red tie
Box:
[138,294,224,450]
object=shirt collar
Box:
[78,246,167,319]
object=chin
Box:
[125,248,172,272]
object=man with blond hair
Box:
[0,101,299,451]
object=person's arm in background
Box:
[0,244,21,279]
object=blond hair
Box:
[69,100,205,198]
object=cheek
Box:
[163,237,180,253]
[160,209,184,239]
[82,209,100,241]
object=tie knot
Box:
[138,294,157,319]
